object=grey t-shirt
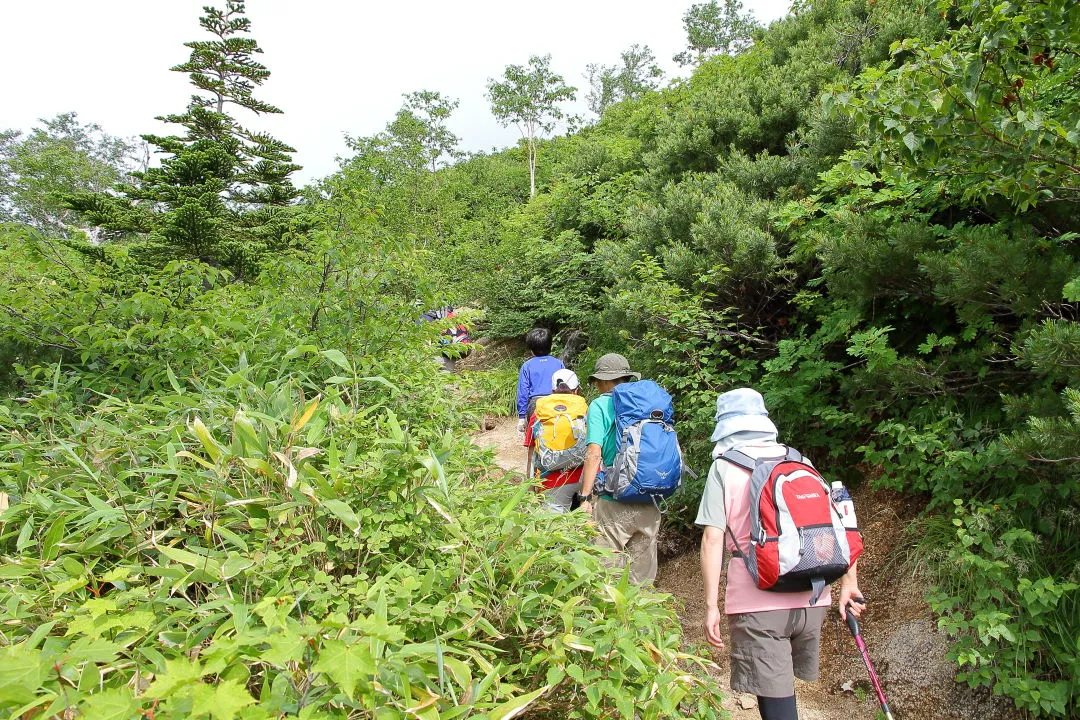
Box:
[694,459,729,530]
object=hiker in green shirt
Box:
[577,353,662,585]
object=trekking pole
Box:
[845,599,896,720]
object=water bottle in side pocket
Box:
[831,481,857,529]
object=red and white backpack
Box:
[721,446,863,603]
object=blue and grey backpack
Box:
[603,380,687,503]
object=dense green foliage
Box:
[389,0,1076,715]
[0,113,137,237]
[673,0,761,66]
[486,55,576,199]
[0,215,724,718]
[3,0,1079,716]
[585,45,664,118]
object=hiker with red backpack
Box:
[522,369,588,513]
[697,388,865,720]
[578,354,688,585]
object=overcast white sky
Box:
[2,0,792,185]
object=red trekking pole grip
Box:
[844,598,896,720]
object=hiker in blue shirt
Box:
[516,328,564,435]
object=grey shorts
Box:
[728,606,827,697]
[542,481,581,513]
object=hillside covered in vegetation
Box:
[2,0,1078,717]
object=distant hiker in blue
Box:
[516,328,564,435]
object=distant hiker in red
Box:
[697,388,865,720]
[417,305,470,372]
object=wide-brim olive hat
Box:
[588,353,641,382]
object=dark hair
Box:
[525,327,552,356]
[554,381,578,394]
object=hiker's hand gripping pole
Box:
[838,559,864,621]
[845,598,896,720]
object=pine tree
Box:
[68,1,300,277]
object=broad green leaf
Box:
[313,639,375,701]
[52,574,88,596]
[240,456,274,476]
[902,132,920,154]
[1063,276,1080,302]
[166,363,183,394]
[214,525,251,552]
[233,412,263,454]
[175,449,217,470]
[67,636,122,664]
[0,564,33,578]
[499,481,533,519]
[145,657,204,698]
[0,646,45,703]
[322,498,361,533]
[221,552,255,579]
[358,375,399,391]
[320,349,353,374]
[16,517,34,552]
[262,632,307,666]
[40,515,66,561]
[79,687,139,720]
[81,597,117,619]
[157,545,223,580]
[191,416,224,463]
[193,679,256,720]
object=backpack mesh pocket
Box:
[791,525,845,573]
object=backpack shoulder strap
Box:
[716,464,754,579]
[719,449,757,472]
[783,446,804,463]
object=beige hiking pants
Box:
[593,498,661,585]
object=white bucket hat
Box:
[710,388,778,442]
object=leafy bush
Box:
[0,215,727,718]
[0,371,725,719]
[458,195,605,338]
[926,501,1079,718]
[456,357,521,420]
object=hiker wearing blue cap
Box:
[696,388,865,720]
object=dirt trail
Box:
[471,418,527,473]
[472,415,1017,720]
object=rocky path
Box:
[471,415,1016,720]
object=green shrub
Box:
[0,219,727,718]
[0,355,727,719]
[456,358,520,420]
[926,501,1079,718]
